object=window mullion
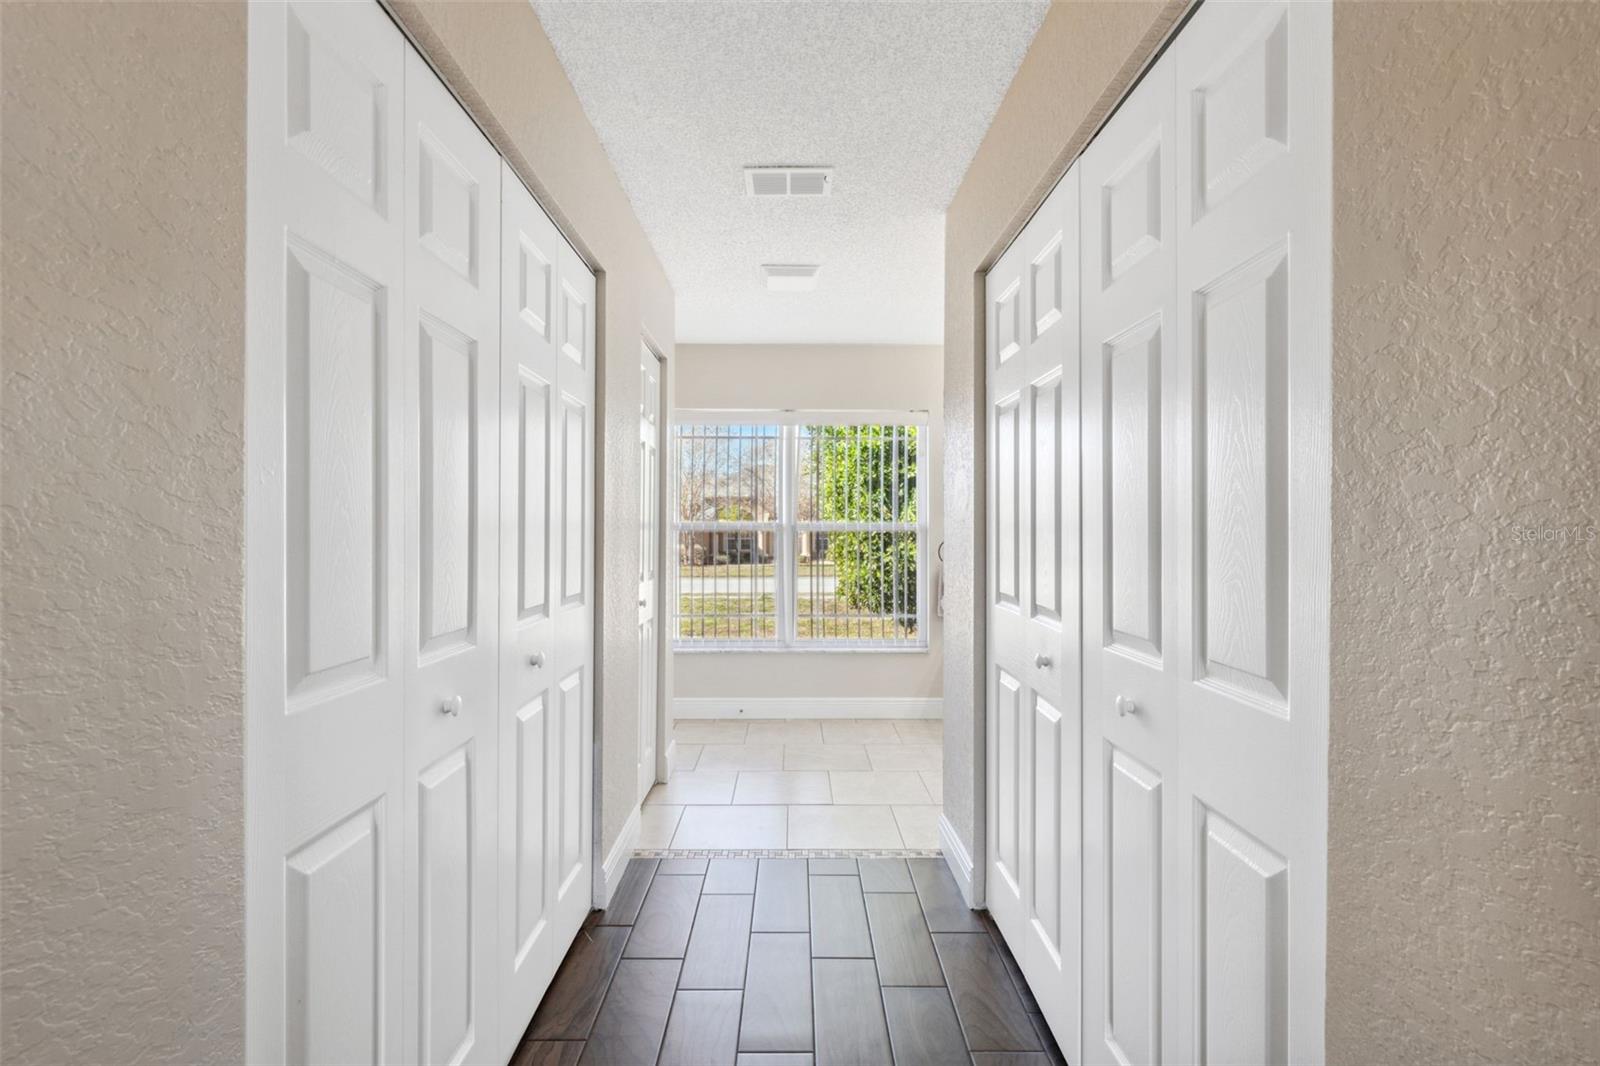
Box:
[778,424,797,648]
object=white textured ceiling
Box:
[532,1,1048,345]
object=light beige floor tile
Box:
[919,770,944,803]
[696,744,786,771]
[821,719,903,744]
[734,771,832,805]
[675,719,749,744]
[892,806,941,849]
[674,743,703,771]
[865,744,942,771]
[788,805,904,849]
[646,771,737,805]
[783,744,871,771]
[638,804,684,849]
[672,805,787,848]
[893,719,944,744]
[745,720,825,745]
[828,770,933,805]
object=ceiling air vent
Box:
[762,264,821,292]
[745,166,834,198]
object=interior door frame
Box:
[968,0,1203,1053]
[972,0,1196,902]
[641,336,670,792]
[250,0,614,1019]
[381,0,612,926]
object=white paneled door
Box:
[638,345,662,801]
[246,3,407,1062]
[986,1,1329,1062]
[986,170,1082,1060]
[1080,46,1181,1066]
[248,4,596,1063]
[1170,3,1330,1061]
[496,161,596,1059]
[402,47,502,1066]
[549,219,596,950]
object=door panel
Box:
[497,164,560,1056]
[1173,4,1330,1062]
[497,162,595,1059]
[284,803,384,1066]
[1105,317,1162,657]
[403,46,500,1066]
[247,3,407,1061]
[1106,747,1161,1066]
[418,746,476,1066]
[986,168,1082,1061]
[550,233,596,952]
[1081,46,1179,1066]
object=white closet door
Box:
[638,345,662,801]
[1081,3,1330,1063]
[401,47,502,1066]
[986,224,1030,945]
[495,162,565,1057]
[1172,3,1330,1062]
[245,3,407,1062]
[551,215,596,939]
[1081,48,1180,1066]
[986,170,1082,1057]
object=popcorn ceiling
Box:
[533,1,1048,344]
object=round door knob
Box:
[639,598,648,607]
[441,695,463,717]
[1116,695,1139,718]
[528,653,544,668]
[1034,654,1052,669]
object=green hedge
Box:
[811,425,918,628]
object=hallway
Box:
[511,856,1063,1066]
[642,719,945,851]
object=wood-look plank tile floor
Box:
[511,857,1067,1066]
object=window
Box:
[674,412,927,650]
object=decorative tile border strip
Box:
[634,848,943,859]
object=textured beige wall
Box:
[1327,4,1600,1063]
[385,1,676,856]
[941,0,1184,875]
[0,3,248,1062]
[672,344,944,705]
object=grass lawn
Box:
[677,562,838,578]
[676,594,918,641]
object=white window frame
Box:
[672,409,930,653]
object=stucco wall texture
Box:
[385,0,676,866]
[1,3,248,1063]
[941,0,1184,889]
[1327,4,1600,1063]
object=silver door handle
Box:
[441,695,463,717]
[1116,695,1139,718]
[639,598,648,607]
[1034,654,1051,669]
[528,653,544,668]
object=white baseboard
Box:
[938,813,980,909]
[596,803,641,909]
[672,696,943,720]
[663,738,677,779]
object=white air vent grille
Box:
[762,264,821,292]
[745,167,834,198]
